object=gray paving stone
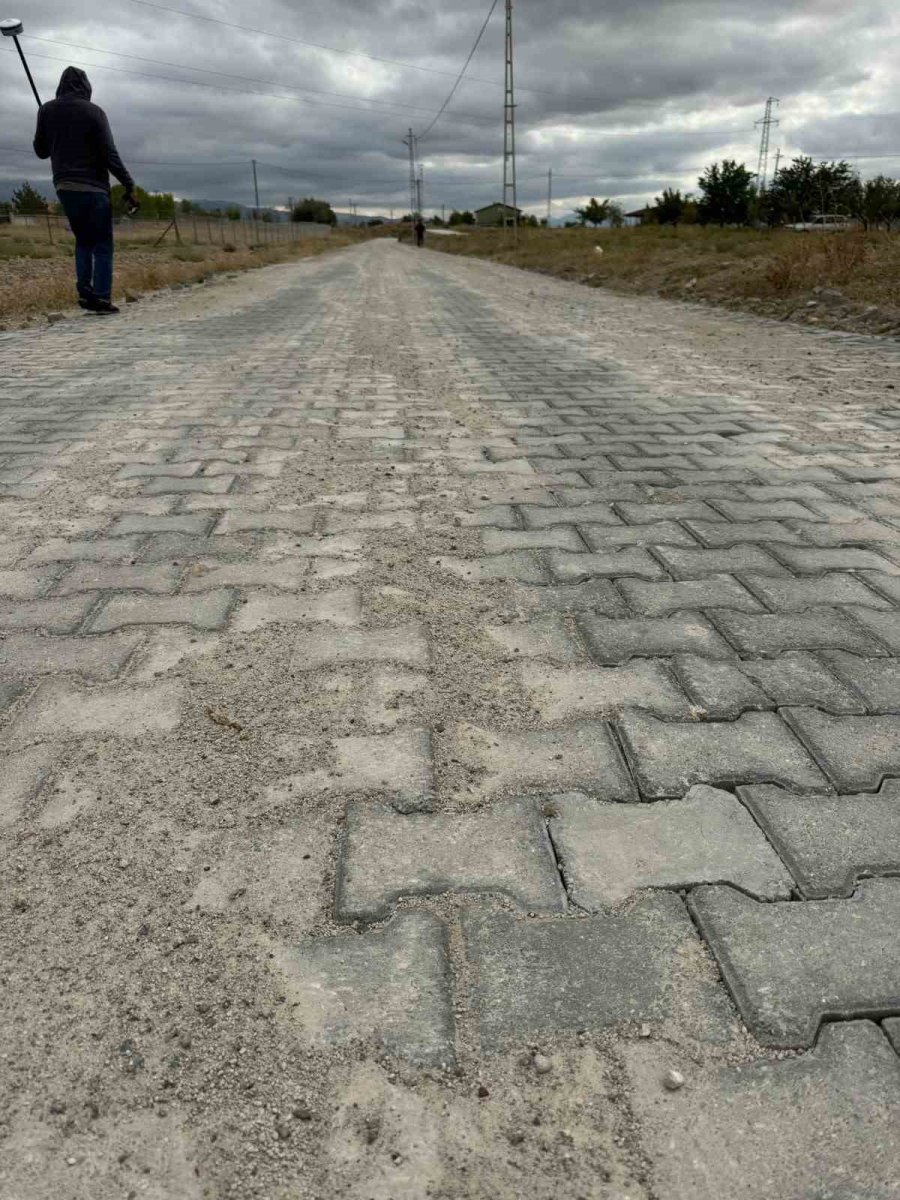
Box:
[182,559,309,592]
[614,500,726,524]
[773,546,900,575]
[0,594,96,634]
[710,499,816,521]
[279,912,454,1066]
[788,517,900,546]
[90,589,235,633]
[740,781,900,898]
[522,660,692,721]
[619,710,828,799]
[0,632,142,680]
[140,533,258,562]
[690,879,900,1047]
[0,744,58,824]
[883,1018,900,1055]
[683,520,805,547]
[548,548,667,582]
[712,608,886,656]
[784,708,900,791]
[743,572,892,611]
[107,514,212,537]
[455,504,519,529]
[550,786,792,908]
[626,1021,900,1200]
[142,475,234,495]
[673,654,771,718]
[481,527,584,554]
[463,893,716,1049]
[741,652,866,714]
[115,460,200,479]
[216,509,317,534]
[618,575,762,616]
[581,521,698,550]
[654,545,790,579]
[579,613,733,664]
[521,502,621,528]
[507,580,628,617]
[55,563,181,595]
[445,721,636,802]
[11,680,182,738]
[0,568,58,599]
[485,616,582,663]
[269,730,435,813]
[0,681,24,715]
[431,552,547,584]
[335,799,566,922]
[860,570,900,603]
[27,537,144,564]
[232,588,363,632]
[824,650,900,712]
[845,606,900,653]
[290,624,429,670]
[324,510,415,533]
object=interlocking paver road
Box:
[2,240,900,1199]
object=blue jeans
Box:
[57,190,114,301]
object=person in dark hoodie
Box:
[33,67,136,314]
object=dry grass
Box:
[427,225,900,325]
[0,221,366,325]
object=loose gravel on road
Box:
[2,240,900,1199]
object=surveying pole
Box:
[502,0,518,241]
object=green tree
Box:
[574,197,611,227]
[291,197,337,225]
[226,206,242,221]
[11,181,49,214]
[764,157,858,225]
[697,160,755,226]
[853,175,900,230]
[448,209,475,226]
[606,201,625,228]
[179,198,194,214]
[110,184,175,219]
[652,188,686,226]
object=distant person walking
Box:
[33,67,136,315]
[414,217,426,248]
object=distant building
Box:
[624,208,652,226]
[473,202,524,228]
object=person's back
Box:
[34,67,135,314]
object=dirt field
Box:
[0,219,364,326]
[426,224,900,337]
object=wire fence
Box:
[6,211,334,248]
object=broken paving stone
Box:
[578,613,733,665]
[625,1021,900,1200]
[618,710,827,799]
[784,707,900,791]
[268,730,435,813]
[739,781,900,898]
[276,911,455,1066]
[463,893,722,1049]
[672,654,770,719]
[689,878,900,1047]
[445,721,635,803]
[335,799,566,922]
[550,786,793,908]
[521,660,692,722]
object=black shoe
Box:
[87,299,120,315]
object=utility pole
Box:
[755,97,779,192]
[546,168,552,227]
[502,0,518,241]
[442,203,446,224]
[403,128,418,218]
[773,147,782,179]
[417,165,424,220]
[251,159,260,212]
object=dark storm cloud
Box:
[1,0,897,215]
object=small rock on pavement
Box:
[46,312,64,324]
[533,1054,553,1074]
[125,290,140,303]
[663,1069,686,1092]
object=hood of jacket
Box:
[56,66,92,100]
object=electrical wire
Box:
[417,0,499,141]
[22,34,491,124]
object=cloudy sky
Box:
[2,0,899,217]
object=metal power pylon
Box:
[502,0,518,239]
[755,97,780,192]
[404,128,419,218]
